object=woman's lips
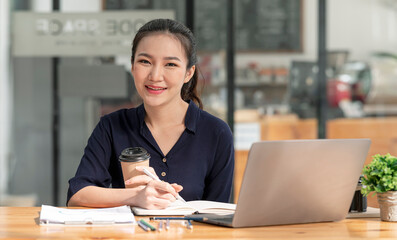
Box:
[145,85,167,94]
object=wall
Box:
[328,0,397,60]
[0,0,11,203]
[61,0,101,12]
[236,0,397,68]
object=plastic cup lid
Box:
[119,147,150,162]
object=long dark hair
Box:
[131,19,203,109]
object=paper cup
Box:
[119,147,150,187]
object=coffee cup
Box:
[119,147,150,187]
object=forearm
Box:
[68,186,140,208]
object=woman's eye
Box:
[139,59,150,64]
[166,63,177,67]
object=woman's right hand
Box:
[124,166,183,209]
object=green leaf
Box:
[361,154,397,196]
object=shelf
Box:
[236,81,287,87]
[212,81,288,88]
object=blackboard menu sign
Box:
[196,0,303,52]
[195,0,227,51]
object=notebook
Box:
[131,200,236,216]
[190,139,371,228]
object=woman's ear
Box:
[184,65,196,83]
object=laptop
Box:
[193,139,371,228]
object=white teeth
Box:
[147,86,166,90]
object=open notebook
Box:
[131,200,236,216]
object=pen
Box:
[139,219,156,231]
[150,217,208,221]
[137,220,149,232]
[142,168,187,203]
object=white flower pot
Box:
[377,191,397,221]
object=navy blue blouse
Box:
[67,101,234,205]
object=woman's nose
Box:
[149,65,164,81]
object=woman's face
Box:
[131,33,195,108]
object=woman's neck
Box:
[144,100,189,129]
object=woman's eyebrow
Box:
[137,53,182,62]
[137,53,152,58]
[164,56,181,62]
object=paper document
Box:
[40,205,136,225]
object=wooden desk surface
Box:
[1,207,397,239]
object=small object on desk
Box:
[137,220,149,232]
[158,220,163,232]
[139,219,156,231]
[349,175,367,213]
[166,219,170,230]
[150,216,209,221]
[186,220,193,230]
[346,207,380,218]
[142,168,187,203]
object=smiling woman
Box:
[67,19,235,210]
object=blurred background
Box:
[0,0,396,208]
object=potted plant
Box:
[361,153,397,221]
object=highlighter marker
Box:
[140,219,156,231]
[137,220,149,232]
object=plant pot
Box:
[377,191,397,221]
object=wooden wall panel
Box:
[327,117,397,208]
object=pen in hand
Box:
[142,168,187,203]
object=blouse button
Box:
[161,172,166,177]
[162,158,167,163]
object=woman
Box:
[67,19,234,209]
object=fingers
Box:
[143,196,173,209]
[124,175,152,187]
[125,166,157,186]
[124,166,185,209]
[171,183,183,193]
[137,184,176,209]
[147,180,178,197]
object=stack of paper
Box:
[40,205,136,225]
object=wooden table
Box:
[1,207,397,239]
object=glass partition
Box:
[326,0,397,208]
[233,0,318,201]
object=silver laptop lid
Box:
[233,139,371,227]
